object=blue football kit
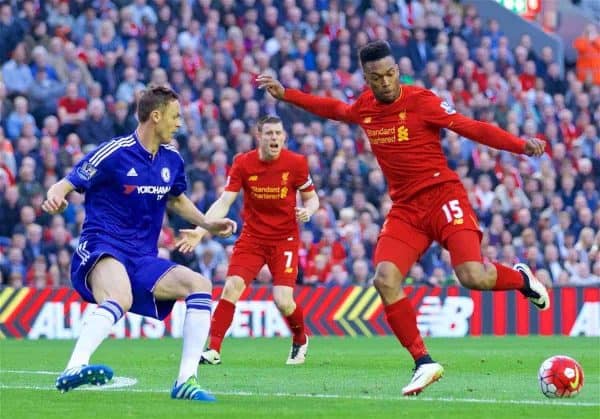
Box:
[66,132,187,319]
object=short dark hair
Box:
[359,41,393,65]
[257,115,283,132]
[136,85,179,122]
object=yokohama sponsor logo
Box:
[124,185,171,195]
[137,185,171,194]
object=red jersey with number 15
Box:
[225,149,314,241]
[283,85,527,203]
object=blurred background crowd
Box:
[0,0,599,290]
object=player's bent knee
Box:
[273,296,294,314]
[221,276,246,302]
[455,265,485,290]
[88,258,133,310]
[372,266,402,292]
[155,267,212,300]
[182,272,211,294]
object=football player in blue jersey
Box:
[42,85,236,402]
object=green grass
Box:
[1,337,599,418]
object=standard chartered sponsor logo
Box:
[366,125,410,144]
[365,127,395,136]
[250,185,285,199]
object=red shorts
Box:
[374,182,483,275]
[227,233,299,287]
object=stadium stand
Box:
[0,0,599,289]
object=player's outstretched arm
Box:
[42,179,74,215]
[419,90,546,157]
[175,191,239,253]
[452,115,546,156]
[296,190,319,223]
[256,74,358,123]
[168,193,237,239]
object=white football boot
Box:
[514,263,550,311]
[199,349,222,365]
[286,335,309,365]
[402,362,444,396]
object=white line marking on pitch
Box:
[1,370,137,391]
[3,370,57,375]
[1,370,598,407]
[81,377,138,390]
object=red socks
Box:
[208,299,236,352]
[384,298,428,361]
[492,263,525,290]
[209,300,308,350]
[285,305,307,345]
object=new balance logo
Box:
[127,168,138,177]
[417,296,474,337]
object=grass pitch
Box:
[1,336,598,418]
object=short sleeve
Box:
[65,140,119,192]
[169,158,187,197]
[224,155,243,192]
[295,156,315,192]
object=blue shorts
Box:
[71,239,177,320]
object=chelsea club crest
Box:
[161,167,170,182]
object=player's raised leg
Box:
[273,285,308,365]
[154,266,215,402]
[372,232,444,396]
[56,257,130,392]
[446,230,550,310]
[200,275,247,365]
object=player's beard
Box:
[375,89,398,104]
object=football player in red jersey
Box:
[257,40,550,396]
[177,115,319,365]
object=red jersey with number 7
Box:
[283,85,527,203]
[225,149,315,241]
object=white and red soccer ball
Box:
[538,355,584,398]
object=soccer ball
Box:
[538,355,584,398]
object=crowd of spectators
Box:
[1,0,599,290]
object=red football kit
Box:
[225,149,315,286]
[283,85,527,273]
